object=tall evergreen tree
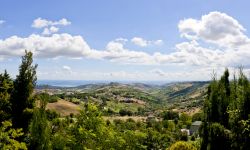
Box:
[202,68,250,150]
[0,70,13,122]
[201,69,232,150]
[10,50,37,130]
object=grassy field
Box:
[46,99,80,116]
[103,116,147,122]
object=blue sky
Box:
[1,0,250,81]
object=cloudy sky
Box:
[1,0,250,81]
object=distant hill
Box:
[38,81,209,115]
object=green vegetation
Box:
[10,50,37,131]
[168,141,197,150]
[1,52,250,149]
[201,68,250,150]
[0,121,27,150]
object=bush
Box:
[46,109,59,120]
[163,111,179,120]
[168,141,197,150]
[119,109,133,116]
[49,95,58,103]
[192,112,203,122]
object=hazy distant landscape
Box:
[36,81,208,116]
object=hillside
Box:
[39,81,209,116]
[46,99,80,116]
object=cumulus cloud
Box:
[42,26,59,35]
[32,18,71,28]
[131,37,163,47]
[1,11,250,73]
[0,34,91,58]
[0,32,248,68]
[32,18,71,35]
[178,11,249,48]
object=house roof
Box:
[191,121,202,126]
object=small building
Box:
[181,129,190,136]
[190,121,202,135]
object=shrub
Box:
[168,141,197,150]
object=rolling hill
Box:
[38,81,209,116]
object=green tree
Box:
[202,68,250,150]
[201,69,231,150]
[10,51,37,130]
[29,93,51,150]
[0,70,13,122]
[168,141,197,150]
[0,121,27,150]
[70,103,117,149]
[208,123,231,150]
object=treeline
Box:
[201,68,250,150]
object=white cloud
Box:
[0,20,5,25]
[154,40,163,46]
[0,34,91,58]
[131,37,148,47]
[114,38,128,43]
[42,26,59,35]
[131,37,163,47]
[62,65,72,74]
[150,69,167,77]
[0,32,249,68]
[32,18,71,28]
[62,65,71,71]
[2,11,250,79]
[178,11,249,48]
[32,18,70,35]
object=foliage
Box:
[201,68,250,150]
[0,121,27,150]
[119,109,133,116]
[168,141,197,150]
[29,92,52,149]
[163,110,179,120]
[0,70,13,122]
[10,50,37,130]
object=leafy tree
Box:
[121,130,147,149]
[29,93,51,150]
[144,128,173,149]
[168,141,197,150]
[70,103,118,149]
[10,51,37,130]
[0,121,27,150]
[179,113,192,127]
[162,110,179,120]
[192,112,203,122]
[119,109,133,116]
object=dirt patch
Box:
[46,99,80,116]
[103,116,147,122]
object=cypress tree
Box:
[10,50,37,130]
[0,70,13,122]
